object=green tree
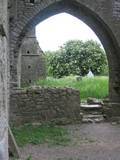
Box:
[45,40,108,78]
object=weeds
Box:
[12,124,70,147]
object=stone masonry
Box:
[10,87,81,126]
[0,0,9,159]
[0,0,120,159]
[8,0,120,123]
[18,28,46,87]
[9,0,120,104]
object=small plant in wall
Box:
[26,155,32,160]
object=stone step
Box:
[88,111,103,115]
[83,114,104,119]
[81,110,103,115]
[82,117,104,123]
[80,104,103,114]
[82,114,104,123]
[80,104,104,123]
[81,104,103,110]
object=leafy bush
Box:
[45,40,108,78]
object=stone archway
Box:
[9,0,120,103]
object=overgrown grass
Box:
[12,124,70,147]
[36,76,109,100]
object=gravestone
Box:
[87,70,94,78]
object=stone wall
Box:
[0,0,9,159]
[9,0,120,103]
[10,87,81,126]
[103,102,120,122]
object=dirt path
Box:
[20,123,120,160]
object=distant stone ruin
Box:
[18,28,46,87]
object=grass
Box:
[12,124,70,147]
[10,156,33,160]
[36,76,109,100]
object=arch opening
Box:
[14,0,120,102]
[33,12,109,101]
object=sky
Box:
[36,13,102,52]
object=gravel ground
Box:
[20,123,120,160]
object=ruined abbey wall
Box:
[18,28,46,87]
[8,0,120,103]
[0,0,9,159]
[0,0,120,159]
[10,87,81,126]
